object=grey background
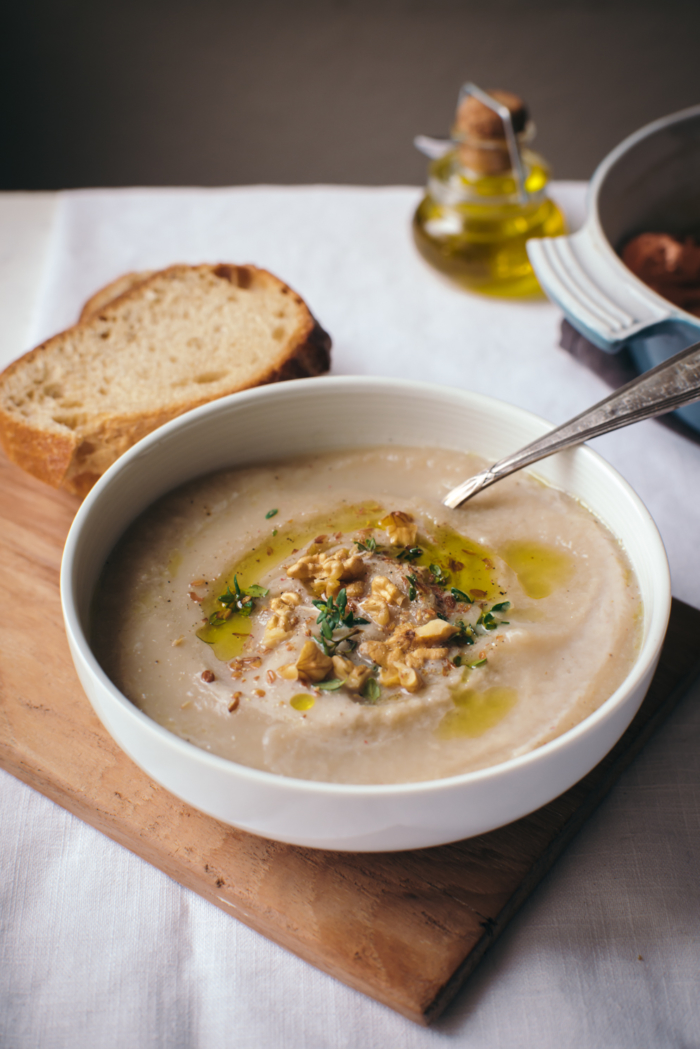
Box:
[3,0,699,189]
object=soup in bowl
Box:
[61,377,670,850]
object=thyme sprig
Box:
[429,563,449,586]
[453,619,478,646]
[312,588,369,655]
[477,601,511,631]
[396,546,423,563]
[453,655,487,668]
[361,676,381,703]
[450,586,472,604]
[209,576,269,625]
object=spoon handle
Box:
[443,338,700,509]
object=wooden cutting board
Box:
[1,447,698,1026]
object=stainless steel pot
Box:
[528,103,700,431]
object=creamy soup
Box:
[92,447,642,784]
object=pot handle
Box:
[527,227,675,352]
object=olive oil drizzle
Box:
[197,505,503,663]
[197,503,384,661]
[499,540,574,600]
[438,685,518,739]
[290,694,315,711]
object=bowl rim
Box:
[61,374,672,797]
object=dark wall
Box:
[3,0,699,189]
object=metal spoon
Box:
[443,339,700,509]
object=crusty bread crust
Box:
[0,263,331,497]
[79,270,154,322]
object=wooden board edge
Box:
[0,748,431,1025]
[422,651,700,1025]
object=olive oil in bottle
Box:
[413,85,566,296]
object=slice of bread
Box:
[78,270,154,321]
[0,263,331,496]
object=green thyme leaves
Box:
[265,508,279,519]
[396,546,422,563]
[244,584,269,598]
[429,563,449,586]
[476,601,511,631]
[354,536,377,553]
[316,678,346,691]
[454,620,478,646]
[450,587,472,604]
[407,573,418,601]
[212,576,269,624]
[362,677,381,703]
[312,588,369,656]
[313,589,369,632]
[453,654,488,668]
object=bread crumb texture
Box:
[0,264,331,496]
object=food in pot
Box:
[622,232,700,315]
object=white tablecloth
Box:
[1,185,699,1048]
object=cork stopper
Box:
[454,90,529,175]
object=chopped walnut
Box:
[262,597,298,649]
[361,574,407,628]
[285,554,318,582]
[361,616,454,684]
[379,662,421,691]
[360,640,390,666]
[332,654,372,692]
[332,654,354,678]
[280,591,302,606]
[346,665,373,692]
[414,619,457,643]
[404,646,449,668]
[379,511,417,546]
[362,595,391,627]
[372,575,407,606]
[385,623,417,659]
[397,664,421,691]
[295,639,333,682]
[286,546,365,598]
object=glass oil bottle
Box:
[413,83,566,297]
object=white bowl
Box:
[60,376,671,851]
